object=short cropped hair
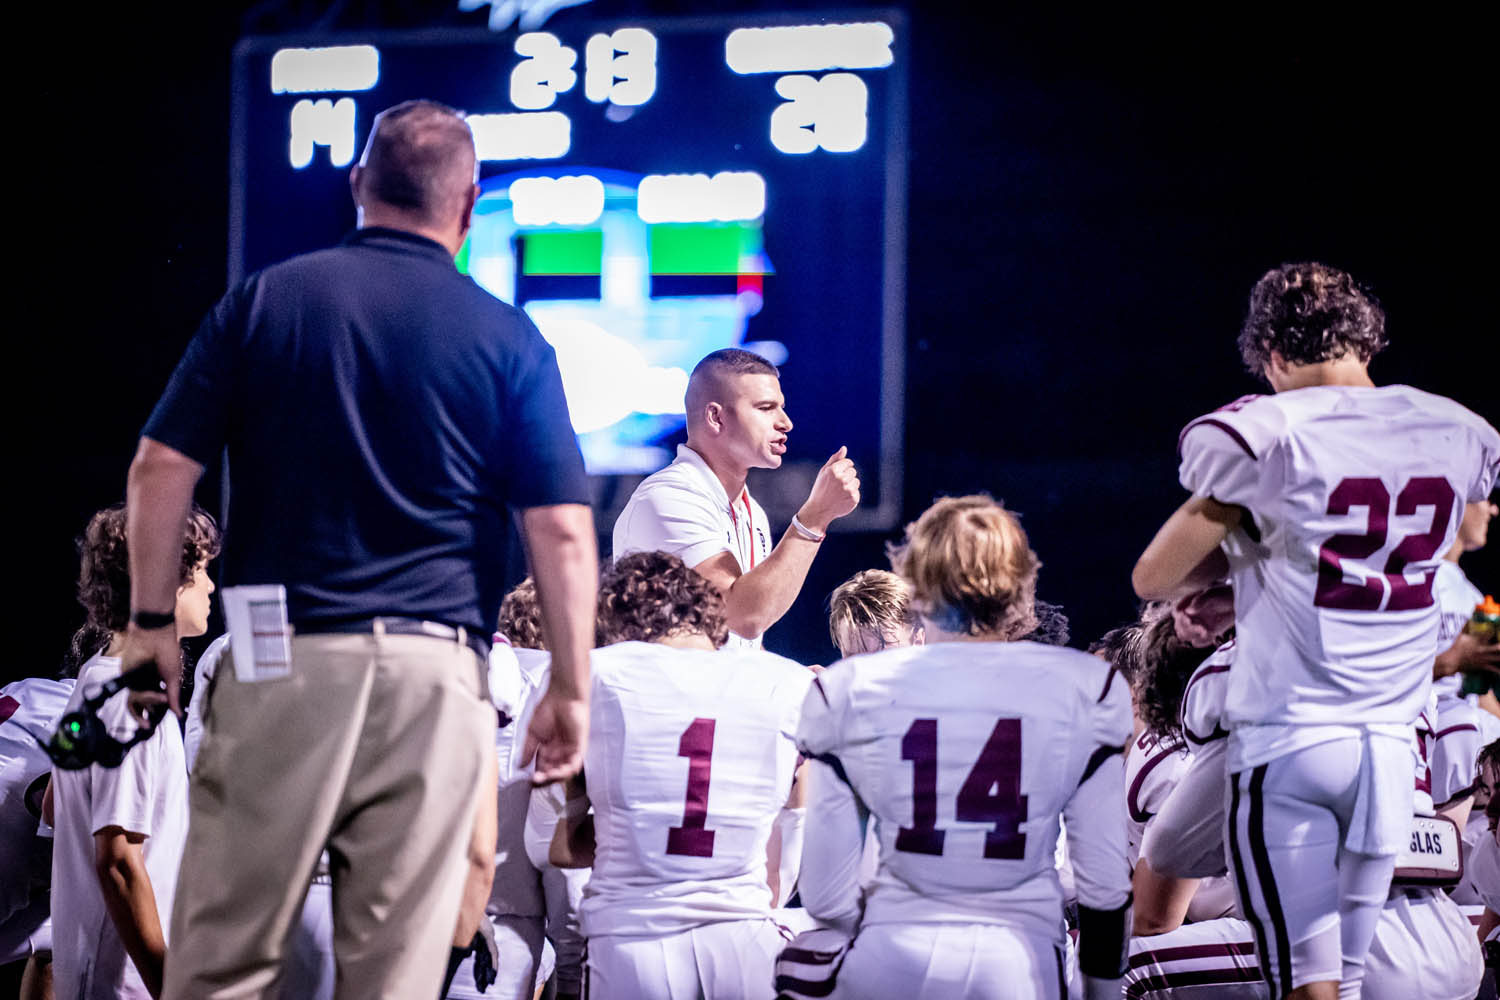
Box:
[497,577,546,651]
[684,349,779,420]
[597,551,730,648]
[828,569,919,655]
[67,503,220,672]
[1238,262,1387,378]
[889,495,1039,640]
[357,100,476,227]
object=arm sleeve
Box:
[1142,739,1230,879]
[540,866,588,992]
[1466,418,1500,502]
[140,281,250,465]
[794,667,850,760]
[523,782,566,873]
[797,759,867,934]
[501,320,590,509]
[614,485,732,571]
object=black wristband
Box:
[131,610,176,630]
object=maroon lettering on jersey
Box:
[0,695,18,725]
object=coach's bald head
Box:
[350,100,479,256]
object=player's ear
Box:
[349,165,365,208]
[704,401,724,433]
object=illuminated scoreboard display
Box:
[232,12,906,529]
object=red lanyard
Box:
[728,488,757,570]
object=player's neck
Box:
[104,632,127,657]
[1269,357,1375,392]
[656,632,718,651]
[922,623,1008,644]
[686,441,748,503]
[1444,537,1465,563]
[356,208,463,257]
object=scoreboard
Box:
[232,11,906,529]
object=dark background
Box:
[19,1,1496,680]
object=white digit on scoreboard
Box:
[585,28,658,107]
[770,73,868,154]
[511,32,578,110]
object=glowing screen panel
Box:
[232,13,905,529]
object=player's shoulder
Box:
[1382,383,1497,432]
[1178,394,1286,462]
[2,675,75,706]
[1180,640,1234,745]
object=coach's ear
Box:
[703,401,725,434]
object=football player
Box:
[793,495,1133,999]
[1134,261,1500,999]
[548,551,813,999]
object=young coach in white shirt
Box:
[613,348,860,647]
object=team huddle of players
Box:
[3,259,1499,1000]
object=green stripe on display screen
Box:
[649,223,755,275]
[453,235,471,275]
[521,230,603,275]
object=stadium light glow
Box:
[770,74,867,154]
[509,175,606,226]
[270,45,380,93]
[724,23,893,75]
[469,112,572,160]
[288,98,357,168]
[636,171,766,223]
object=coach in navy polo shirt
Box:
[119,100,598,999]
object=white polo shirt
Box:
[612,444,772,648]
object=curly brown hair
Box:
[66,503,221,672]
[1130,614,1223,750]
[1238,262,1387,379]
[597,550,730,648]
[497,577,546,651]
[888,495,1039,639]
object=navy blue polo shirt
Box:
[143,227,590,632]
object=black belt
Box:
[295,617,490,661]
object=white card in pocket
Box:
[222,585,293,683]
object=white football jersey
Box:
[1178,385,1499,767]
[1431,694,1485,810]
[797,640,1133,935]
[1124,731,1191,868]
[1433,561,1485,700]
[1,677,75,924]
[1180,643,1234,752]
[579,642,812,937]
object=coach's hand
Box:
[525,687,589,786]
[121,624,182,723]
[799,446,861,534]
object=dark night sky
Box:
[19,2,1496,679]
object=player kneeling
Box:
[549,551,813,999]
[788,495,1133,1000]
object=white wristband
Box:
[791,514,826,543]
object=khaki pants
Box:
[163,626,494,1000]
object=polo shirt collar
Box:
[342,226,455,265]
[674,443,740,511]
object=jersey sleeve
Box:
[1177,398,1279,510]
[795,661,853,760]
[1432,702,1484,807]
[1180,647,1233,748]
[88,693,161,838]
[1065,663,1133,912]
[1463,412,1500,502]
[613,483,731,571]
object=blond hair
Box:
[828,569,919,656]
[888,495,1039,639]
